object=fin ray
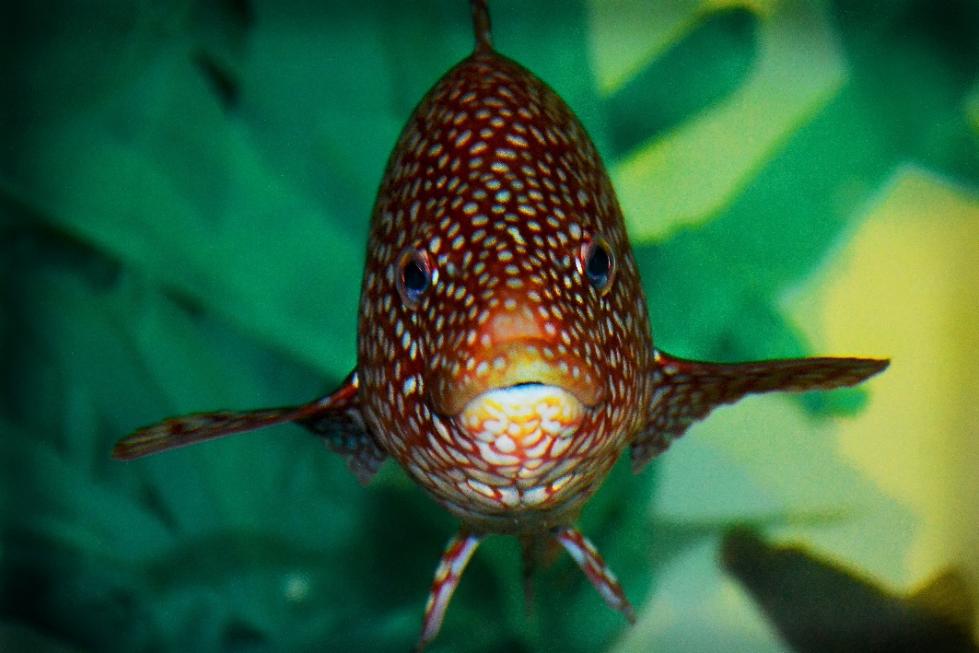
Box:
[631,351,889,472]
[554,526,636,623]
[113,371,387,483]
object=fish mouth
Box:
[457,382,587,448]
[429,340,604,417]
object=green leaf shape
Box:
[2,2,363,378]
[600,0,847,241]
[602,7,758,159]
[2,1,978,651]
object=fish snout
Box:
[429,338,605,417]
[425,287,606,416]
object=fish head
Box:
[357,49,653,523]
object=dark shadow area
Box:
[722,527,978,653]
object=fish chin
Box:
[457,384,586,447]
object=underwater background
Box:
[1,0,977,651]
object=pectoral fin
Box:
[113,371,386,483]
[630,350,889,472]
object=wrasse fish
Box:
[113,2,888,649]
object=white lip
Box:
[458,383,586,449]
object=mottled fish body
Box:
[357,32,652,536]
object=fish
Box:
[112,1,889,649]
[721,528,978,653]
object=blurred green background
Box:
[1,1,977,651]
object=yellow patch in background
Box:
[589,0,845,241]
[784,165,979,632]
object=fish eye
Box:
[397,248,433,307]
[578,236,615,295]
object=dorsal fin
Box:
[909,568,976,633]
[470,0,493,53]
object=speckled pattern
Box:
[457,384,586,510]
[112,2,888,649]
[357,46,653,533]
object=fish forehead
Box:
[369,52,629,270]
[357,48,654,389]
[361,51,648,341]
